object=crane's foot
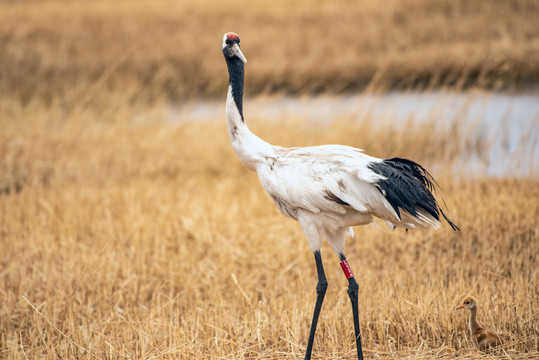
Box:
[340,254,364,360]
[347,277,364,360]
[304,251,328,360]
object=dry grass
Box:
[1,1,538,359]
[1,0,539,105]
[1,96,538,359]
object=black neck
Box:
[226,57,245,121]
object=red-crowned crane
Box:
[222,32,459,360]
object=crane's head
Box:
[455,296,477,311]
[222,32,247,63]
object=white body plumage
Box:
[226,81,441,255]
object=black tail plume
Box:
[368,157,459,231]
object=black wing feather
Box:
[368,157,459,230]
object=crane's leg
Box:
[304,250,328,360]
[339,253,364,360]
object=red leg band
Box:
[340,260,354,279]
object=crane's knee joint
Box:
[316,280,328,295]
[347,278,359,297]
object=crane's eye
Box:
[225,39,231,45]
[465,301,470,304]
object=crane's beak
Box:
[231,43,247,63]
[455,304,464,310]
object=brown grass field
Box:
[1,0,539,104]
[1,0,539,359]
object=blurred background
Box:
[2,0,538,179]
[2,0,539,101]
[1,1,538,359]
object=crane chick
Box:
[455,296,504,351]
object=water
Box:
[168,91,539,177]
